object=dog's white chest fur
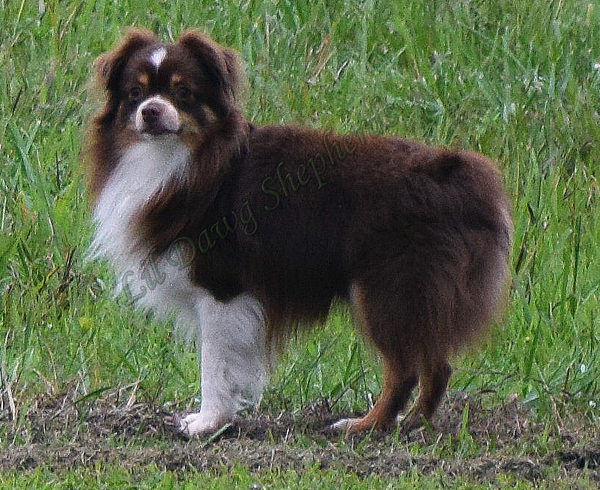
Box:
[92,137,189,265]
[91,137,199,323]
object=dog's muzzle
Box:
[135,96,181,135]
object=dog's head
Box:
[93,29,241,141]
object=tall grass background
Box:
[1,0,599,450]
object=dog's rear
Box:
[335,148,512,432]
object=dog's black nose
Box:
[141,102,162,123]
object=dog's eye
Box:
[128,86,143,101]
[174,85,192,102]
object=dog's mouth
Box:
[140,125,183,137]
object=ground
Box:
[1,391,599,485]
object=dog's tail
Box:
[413,150,513,358]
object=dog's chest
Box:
[92,138,190,265]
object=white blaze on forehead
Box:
[149,47,167,69]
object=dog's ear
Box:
[92,29,159,127]
[95,29,159,93]
[177,31,241,115]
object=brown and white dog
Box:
[86,29,512,436]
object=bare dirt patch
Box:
[1,391,599,484]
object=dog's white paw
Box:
[178,412,231,437]
[330,417,361,432]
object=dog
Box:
[86,29,512,436]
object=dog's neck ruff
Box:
[91,137,190,266]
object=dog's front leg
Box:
[179,293,270,436]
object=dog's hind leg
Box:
[332,358,417,433]
[333,281,423,433]
[401,359,452,431]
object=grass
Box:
[0,463,594,490]
[1,0,600,487]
